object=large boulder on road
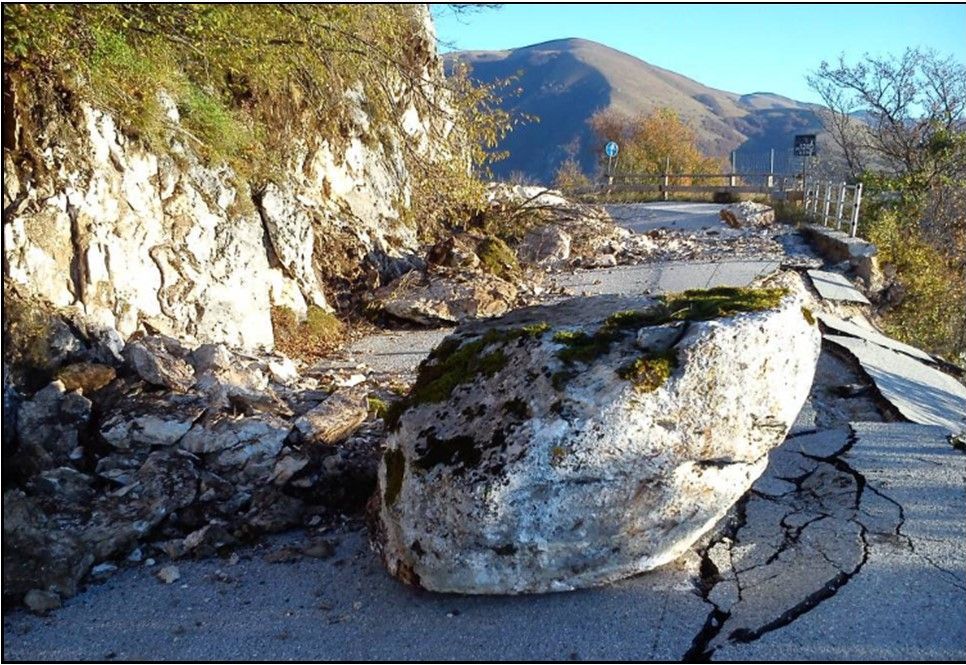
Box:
[373,275,820,593]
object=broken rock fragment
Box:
[293,387,368,446]
[15,381,92,477]
[720,201,775,229]
[123,335,195,392]
[374,276,820,593]
[371,269,519,326]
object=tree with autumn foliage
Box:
[589,108,723,180]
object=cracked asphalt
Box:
[4,204,965,661]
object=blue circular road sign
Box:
[604,141,619,158]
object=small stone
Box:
[336,373,367,388]
[158,539,186,560]
[144,558,156,567]
[123,336,194,392]
[127,548,143,563]
[91,563,118,577]
[301,539,336,559]
[371,269,519,326]
[720,201,775,229]
[24,589,61,614]
[156,565,181,584]
[264,547,302,563]
[270,454,310,486]
[293,388,368,446]
[268,358,299,384]
[592,253,618,268]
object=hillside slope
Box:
[448,38,824,182]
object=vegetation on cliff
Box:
[3,4,514,234]
[809,48,966,360]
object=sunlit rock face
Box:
[373,275,820,594]
[2,5,452,351]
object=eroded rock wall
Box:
[2,5,450,351]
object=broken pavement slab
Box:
[817,313,934,363]
[806,269,871,304]
[826,334,966,435]
[552,259,780,297]
[709,422,966,661]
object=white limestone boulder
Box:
[372,269,519,326]
[517,225,572,268]
[373,274,820,593]
[720,201,775,228]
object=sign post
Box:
[604,141,619,183]
[793,134,817,203]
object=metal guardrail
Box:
[803,180,864,238]
[574,169,865,238]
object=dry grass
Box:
[271,306,345,362]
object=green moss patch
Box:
[617,351,678,392]
[551,287,787,390]
[662,287,788,322]
[367,395,390,419]
[477,236,519,280]
[552,306,668,367]
[801,306,816,326]
[385,324,548,430]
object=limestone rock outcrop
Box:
[374,276,820,593]
[2,5,451,351]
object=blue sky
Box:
[431,3,966,103]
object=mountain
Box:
[446,38,826,183]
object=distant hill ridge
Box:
[446,38,825,183]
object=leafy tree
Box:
[554,158,591,193]
[808,49,966,360]
[588,108,723,180]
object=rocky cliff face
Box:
[2,5,449,351]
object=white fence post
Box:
[850,183,863,237]
[662,155,670,201]
[766,148,775,189]
[824,180,833,227]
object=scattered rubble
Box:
[2,323,387,607]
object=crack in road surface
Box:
[683,426,894,661]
